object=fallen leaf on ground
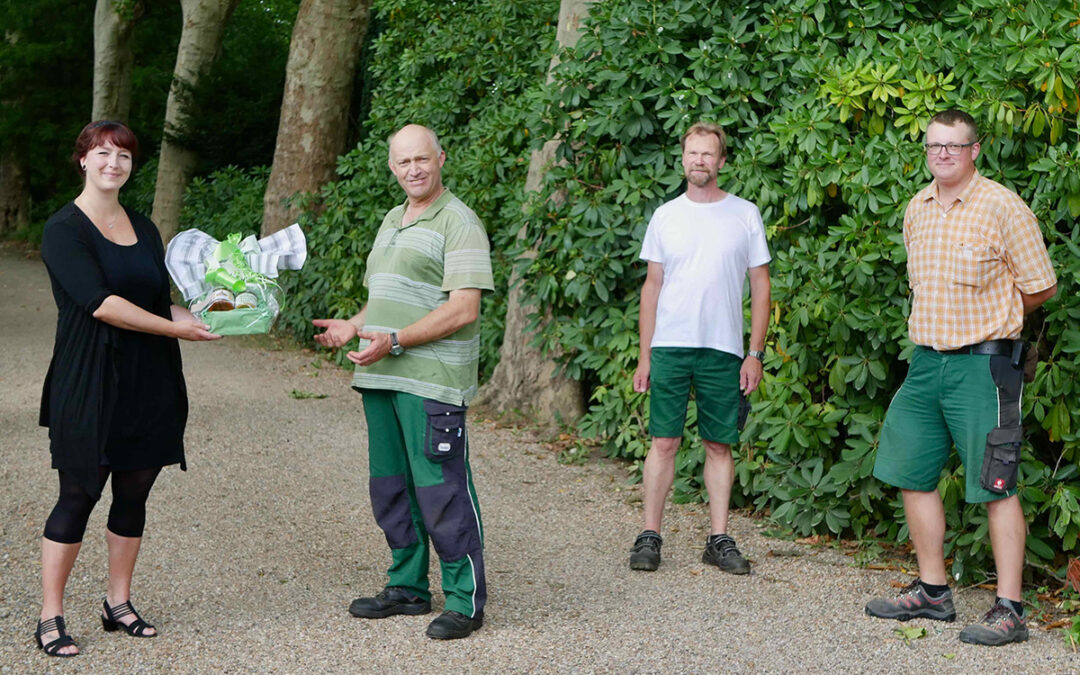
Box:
[289,389,327,399]
[894,626,926,642]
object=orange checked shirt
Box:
[903,170,1056,350]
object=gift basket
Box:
[164,225,307,335]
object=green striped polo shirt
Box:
[351,189,494,405]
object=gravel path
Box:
[1,245,1076,673]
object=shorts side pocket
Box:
[423,399,466,464]
[980,425,1022,494]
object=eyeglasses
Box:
[924,142,976,155]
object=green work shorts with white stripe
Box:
[873,346,1024,503]
[649,347,741,443]
[359,388,486,617]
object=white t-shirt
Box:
[639,193,771,357]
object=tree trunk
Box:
[260,0,371,237]
[151,0,239,242]
[92,0,141,121]
[473,0,595,432]
[0,151,29,236]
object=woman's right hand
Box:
[173,320,222,341]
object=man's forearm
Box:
[747,267,771,352]
[397,289,481,348]
[348,306,367,331]
[638,283,659,362]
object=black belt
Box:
[929,339,1025,366]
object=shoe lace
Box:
[895,578,922,599]
[980,603,1016,628]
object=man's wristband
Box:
[747,350,765,361]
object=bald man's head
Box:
[388,125,443,160]
[387,124,446,206]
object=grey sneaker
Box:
[958,601,1029,646]
[702,535,750,574]
[864,579,956,622]
[629,531,662,571]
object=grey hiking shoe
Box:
[629,531,662,571]
[958,601,1028,646]
[702,534,750,574]
[864,579,956,622]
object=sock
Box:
[918,580,950,597]
[997,596,1024,617]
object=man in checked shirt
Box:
[864,109,1057,646]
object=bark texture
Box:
[0,152,29,236]
[473,0,595,432]
[261,0,371,236]
[151,0,239,242]
[92,0,141,121]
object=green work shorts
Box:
[649,347,741,444]
[873,346,1023,503]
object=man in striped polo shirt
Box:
[865,110,1056,646]
[314,124,493,640]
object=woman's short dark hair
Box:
[72,120,140,174]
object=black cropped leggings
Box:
[43,467,161,544]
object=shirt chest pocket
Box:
[906,234,932,288]
[951,241,999,288]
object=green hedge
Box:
[515,0,1080,584]
[276,0,559,381]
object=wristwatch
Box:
[389,332,404,356]
[747,350,765,361]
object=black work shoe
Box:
[425,610,483,639]
[348,587,431,618]
[629,530,662,571]
[958,601,1028,646]
[864,579,956,622]
[702,534,751,574]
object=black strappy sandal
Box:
[36,615,79,657]
[101,599,157,638]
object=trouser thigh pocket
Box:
[423,399,467,463]
[980,425,1022,494]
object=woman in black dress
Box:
[35,121,220,657]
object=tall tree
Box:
[260,0,371,236]
[0,153,29,236]
[0,27,28,236]
[93,0,142,121]
[473,0,595,430]
[0,0,93,237]
[151,0,239,241]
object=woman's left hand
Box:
[173,320,222,341]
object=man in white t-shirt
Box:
[629,121,772,573]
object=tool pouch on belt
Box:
[980,426,1022,494]
[737,392,750,432]
[423,399,466,463]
